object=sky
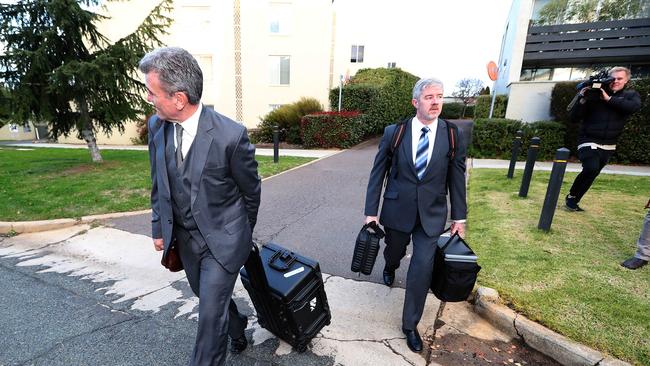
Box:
[334,0,514,94]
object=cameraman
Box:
[565,66,641,211]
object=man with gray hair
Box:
[139,47,261,365]
[363,78,467,353]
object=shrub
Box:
[301,111,366,148]
[330,68,419,134]
[616,78,650,164]
[130,115,151,145]
[550,81,580,152]
[469,118,566,161]
[469,118,523,158]
[440,103,463,119]
[474,95,508,118]
[255,97,323,144]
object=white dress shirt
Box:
[174,104,203,159]
[411,116,438,167]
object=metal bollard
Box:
[518,136,540,198]
[538,148,570,231]
[273,125,279,163]
[507,130,523,179]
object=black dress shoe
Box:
[383,268,395,286]
[621,257,648,270]
[230,335,248,354]
[565,195,585,212]
[402,328,422,353]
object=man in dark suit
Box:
[364,78,467,353]
[139,47,261,366]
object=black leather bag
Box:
[351,222,385,275]
[431,233,481,302]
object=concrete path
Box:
[472,158,650,176]
[0,225,446,366]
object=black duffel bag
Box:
[351,222,385,275]
[431,233,481,302]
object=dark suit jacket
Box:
[148,107,261,273]
[364,117,467,237]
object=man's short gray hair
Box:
[412,78,444,100]
[609,66,631,78]
[138,47,203,104]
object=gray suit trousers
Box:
[176,228,247,366]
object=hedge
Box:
[550,77,650,164]
[440,102,474,119]
[253,97,323,144]
[469,118,566,161]
[301,111,366,148]
[474,94,508,118]
[330,68,419,134]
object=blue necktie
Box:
[415,126,430,180]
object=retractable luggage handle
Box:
[269,249,297,271]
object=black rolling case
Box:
[240,243,331,352]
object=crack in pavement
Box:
[384,339,418,366]
[0,227,88,255]
[316,335,404,343]
[264,203,323,242]
[17,316,140,365]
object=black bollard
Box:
[273,125,279,163]
[538,148,570,231]
[507,130,523,179]
[518,136,540,198]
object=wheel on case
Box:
[295,343,308,353]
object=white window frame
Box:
[269,55,291,86]
[351,45,364,63]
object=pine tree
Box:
[0,0,172,162]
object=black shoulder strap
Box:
[444,119,458,160]
[389,120,408,158]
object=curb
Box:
[474,287,632,366]
[0,210,152,235]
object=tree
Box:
[452,78,484,118]
[0,0,172,162]
[536,0,570,25]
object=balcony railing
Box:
[523,18,650,67]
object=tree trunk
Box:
[461,104,467,119]
[79,97,103,163]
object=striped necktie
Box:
[415,126,430,180]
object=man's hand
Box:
[153,238,164,251]
[365,216,378,225]
[450,222,466,238]
[599,88,611,102]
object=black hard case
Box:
[240,243,331,352]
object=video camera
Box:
[576,70,615,101]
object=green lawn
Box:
[468,168,650,365]
[0,147,314,221]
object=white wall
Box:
[505,81,557,122]
[494,0,534,95]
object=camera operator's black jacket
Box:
[570,88,641,145]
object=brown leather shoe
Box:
[621,257,647,270]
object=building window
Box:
[269,104,284,111]
[387,62,396,68]
[269,56,290,85]
[351,45,364,63]
[22,123,31,133]
[269,2,292,35]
